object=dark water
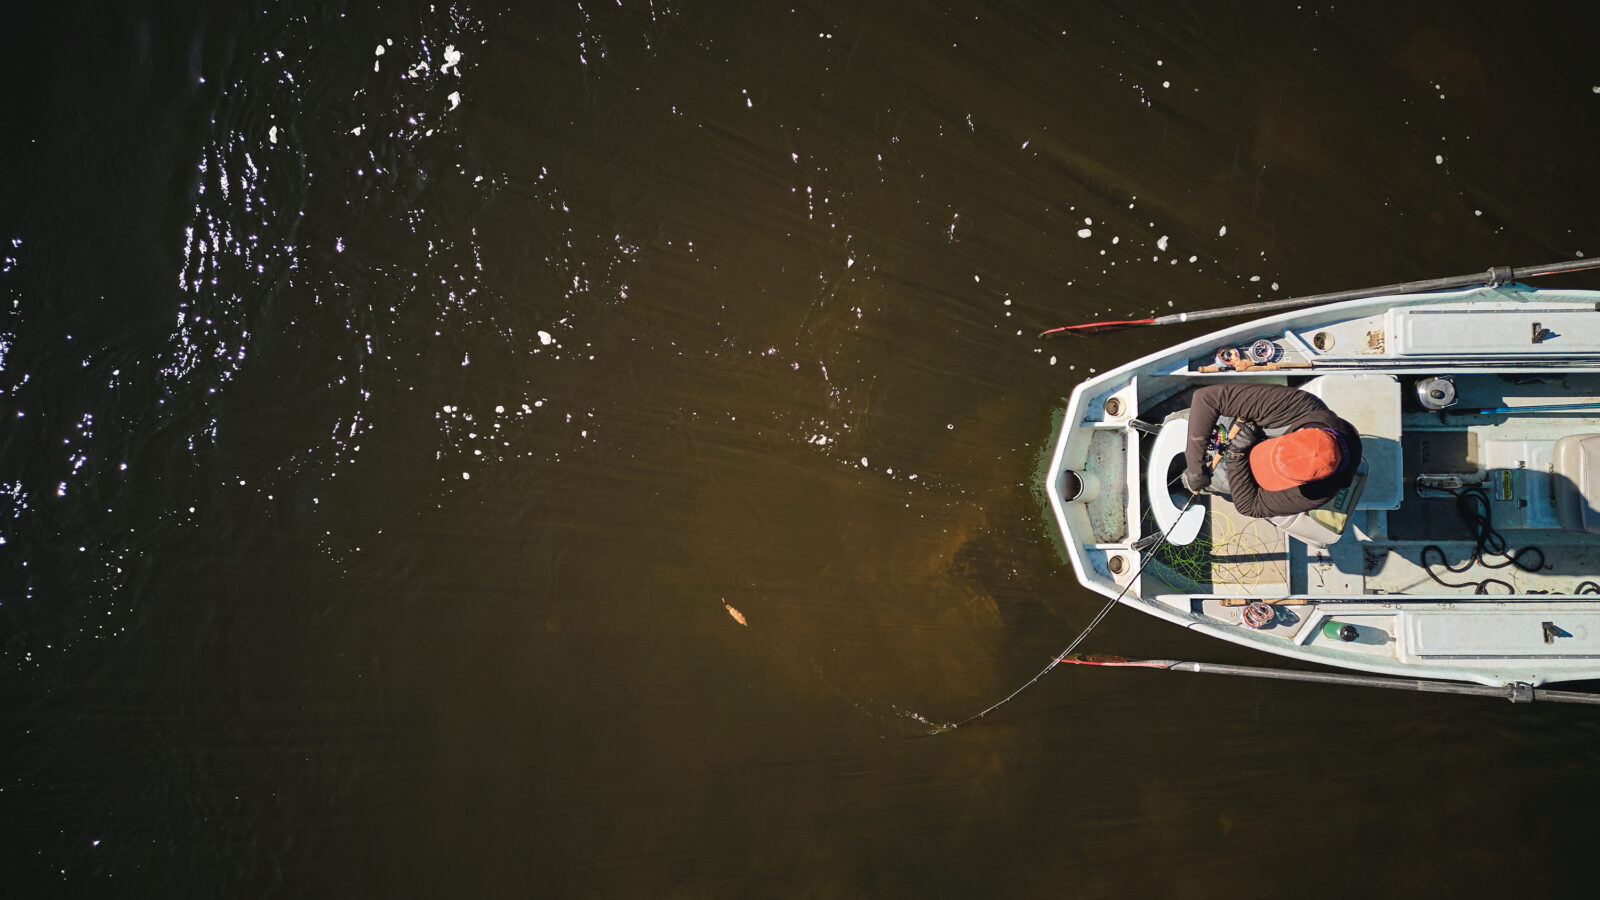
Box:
[4,1,1600,895]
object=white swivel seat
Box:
[1553,434,1600,533]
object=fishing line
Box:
[1144,472,1215,586]
[925,493,1196,735]
[719,585,953,733]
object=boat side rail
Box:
[1185,359,1600,376]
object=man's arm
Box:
[1227,448,1268,517]
[1204,382,1328,429]
[1184,386,1224,484]
[1185,383,1317,482]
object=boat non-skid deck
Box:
[1142,372,1600,603]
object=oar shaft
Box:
[1169,660,1504,696]
[1068,656,1600,705]
[1147,259,1600,328]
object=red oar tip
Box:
[1039,318,1156,339]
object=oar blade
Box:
[1056,654,1175,668]
[1039,318,1156,338]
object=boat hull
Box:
[1045,283,1600,687]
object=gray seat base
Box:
[1266,459,1369,550]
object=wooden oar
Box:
[1040,258,1600,338]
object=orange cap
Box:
[1250,429,1342,492]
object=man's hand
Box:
[1226,421,1265,459]
[1181,470,1210,494]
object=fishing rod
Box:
[926,491,1197,735]
[1039,258,1600,338]
[1056,655,1600,706]
[1445,401,1600,416]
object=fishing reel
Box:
[1207,425,1230,459]
[1212,339,1282,369]
[1206,420,1254,463]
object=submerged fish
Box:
[721,597,748,626]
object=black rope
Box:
[1419,487,1544,594]
[926,494,1196,735]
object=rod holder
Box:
[1060,469,1100,504]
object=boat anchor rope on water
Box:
[929,494,1200,734]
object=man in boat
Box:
[1181,383,1362,518]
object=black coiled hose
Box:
[1420,487,1545,594]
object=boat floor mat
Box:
[1387,430,1478,542]
[1205,495,1290,588]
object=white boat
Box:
[1043,266,1600,692]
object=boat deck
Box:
[1132,374,1600,683]
[1137,372,1600,598]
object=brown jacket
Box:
[1184,383,1362,518]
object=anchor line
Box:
[928,493,1196,735]
[1419,486,1544,594]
